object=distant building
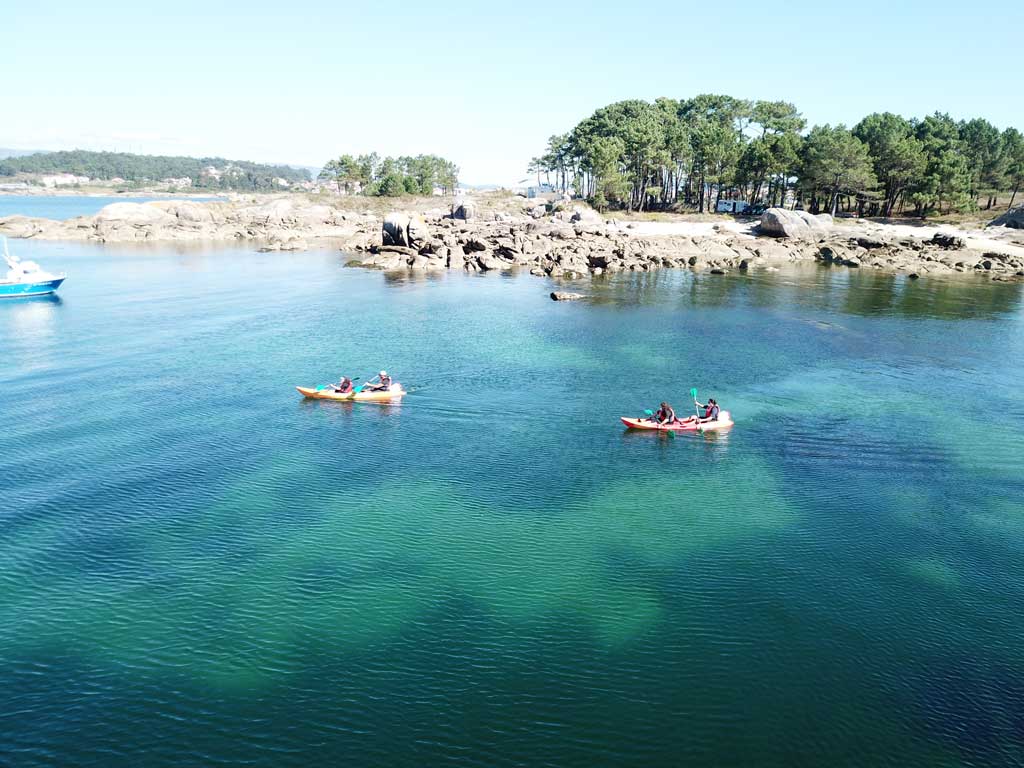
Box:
[163,177,193,188]
[38,173,90,188]
[513,178,562,199]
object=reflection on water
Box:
[2,294,63,346]
[382,268,443,285]
[581,263,1023,320]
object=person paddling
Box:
[654,402,678,425]
[333,376,354,394]
[694,397,720,423]
[364,370,393,392]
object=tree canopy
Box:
[531,96,1023,217]
[318,153,458,197]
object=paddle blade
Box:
[316,385,326,391]
[690,388,698,399]
[354,386,363,393]
[667,429,675,439]
[644,409,654,416]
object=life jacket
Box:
[708,404,720,420]
[380,375,392,389]
[338,379,353,393]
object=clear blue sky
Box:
[7,0,1021,184]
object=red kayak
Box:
[620,410,734,432]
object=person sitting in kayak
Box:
[694,397,720,423]
[333,376,354,394]
[364,370,393,392]
[654,402,678,425]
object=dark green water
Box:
[2,241,1023,767]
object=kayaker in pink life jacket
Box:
[694,397,720,423]
[654,402,678,425]
[333,376,354,394]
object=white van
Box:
[716,200,749,214]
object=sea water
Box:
[2,240,1023,766]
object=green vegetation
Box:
[318,153,458,197]
[531,96,1024,218]
[0,150,310,191]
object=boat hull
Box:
[296,385,406,402]
[0,277,65,298]
[621,410,733,432]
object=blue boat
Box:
[1,238,66,298]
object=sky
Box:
[5,0,1021,185]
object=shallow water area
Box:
[2,240,1023,767]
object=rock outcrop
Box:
[451,200,477,220]
[0,198,377,248]
[928,233,965,250]
[351,211,1024,282]
[382,213,428,249]
[758,208,833,239]
[989,206,1024,229]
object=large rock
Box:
[990,206,1024,230]
[166,201,216,224]
[476,251,507,271]
[247,197,295,225]
[759,208,832,239]
[550,291,585,301]
[451,200,477,220]
[94,202,176,226]
[928,233,966,250]
[382,212,428,248]
[382,213,408,246]
[363,252,404,270]
[856,236,887,250]
[406,215,429,248]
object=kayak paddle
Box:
[690,387,704,434]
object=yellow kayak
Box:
[296,385,406,402]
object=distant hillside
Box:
[0,150,311,191]
[0,148,47,159]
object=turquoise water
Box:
[2,241,1024,767]
[0,194,225,221]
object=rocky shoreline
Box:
[0,198,378,253]
[355,204,1024,282]
[2,196,1022,282]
